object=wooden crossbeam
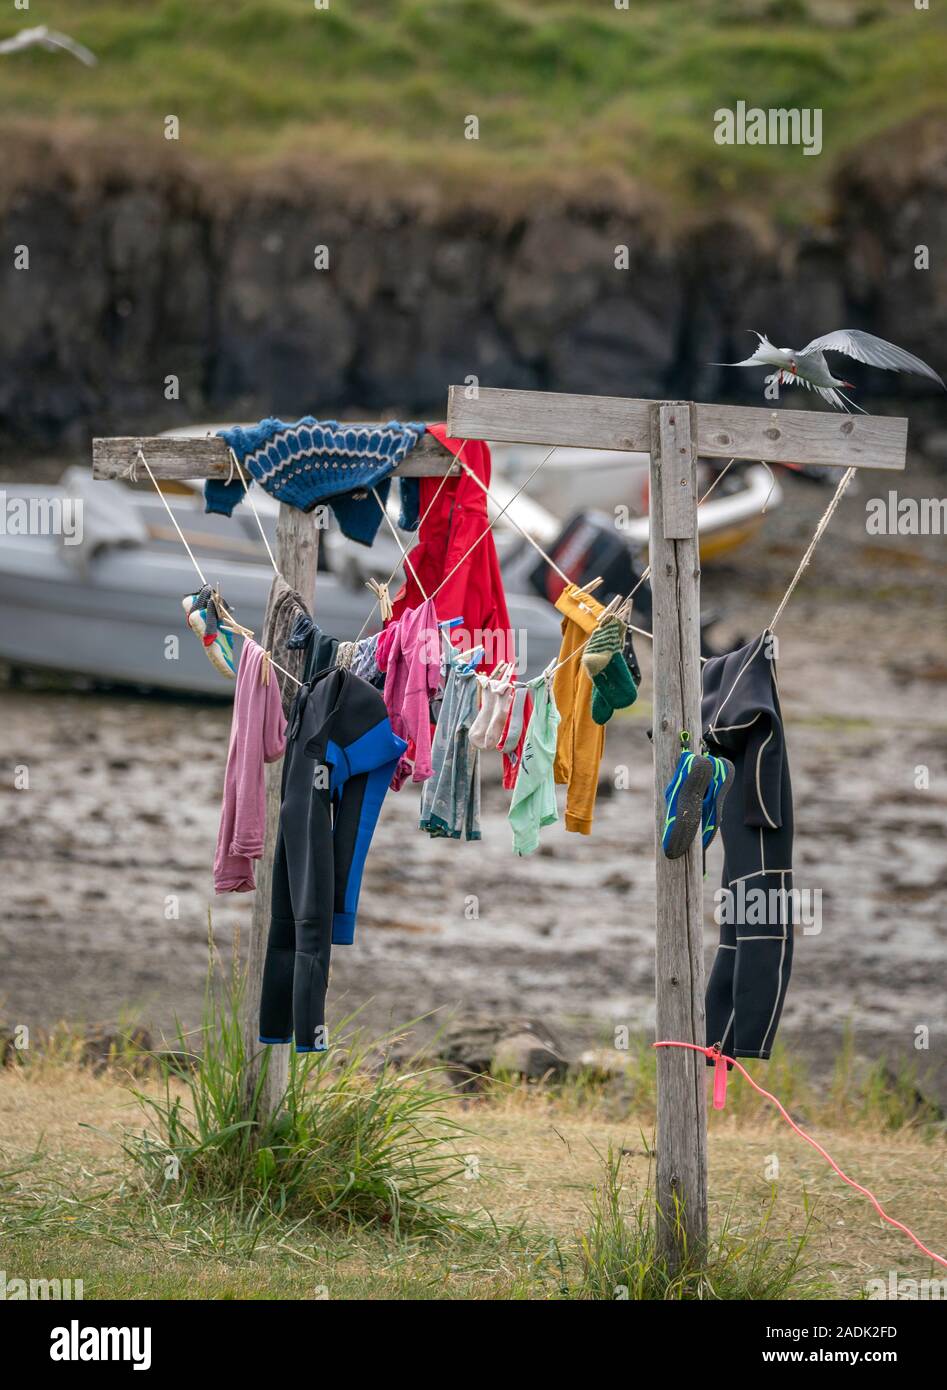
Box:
[92,432,457,481]
[447,386,908,470]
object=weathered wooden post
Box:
[648,402,707,1265]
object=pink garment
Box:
[214,638,287,893]
[376,598,441,789]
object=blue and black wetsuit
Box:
[259,668,407,1053]
[702,631,794,1060]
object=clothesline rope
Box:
[769,465,855,630]
[654,1040,947,1271]
[360,446,739,685]
[227,447,280,577]
[453,455,740,684]
[708,464,860,725]
[134,448,208,587]
[429,445,561,602]
[136,434,855,703]
[134,446,303,690]
[354,442,463,642]
[371,486,430,601]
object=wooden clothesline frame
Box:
[92,388,907,1272]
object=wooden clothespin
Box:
[212,590,254,640]
[574,575,604,614]
[366,578,394,623]
[595,595,624,625]
[260,649,271,686]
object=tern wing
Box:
[43,29,97,65]
[800,329,944,387]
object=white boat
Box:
[0,468,564,694]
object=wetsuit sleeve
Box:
[743,715,784,829]
[331,760,401,944]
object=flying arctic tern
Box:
[0,26,97,66]
[716,328,944,411]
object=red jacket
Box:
[393,424,528,787]
[393,425,513,672]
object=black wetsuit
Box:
[259,668,406,1053]
[702,632,794,1060]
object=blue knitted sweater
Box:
[206,417,425,545]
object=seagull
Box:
[715,328,945,411]
[0,25,97,66]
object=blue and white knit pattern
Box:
[221,417,425,508]
[206,417,427,544]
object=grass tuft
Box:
[574,1146,825,1300]
[120,957,478,1241]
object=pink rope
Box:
[653,1039,947,1270]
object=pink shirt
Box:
[214,638,287,893]
[377,599,441,788]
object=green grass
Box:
[1,948,944,1300]
[1,0,945,217]
[2,1034,945,1298]
[575,1146,824,1300]
[113,949,485,1241]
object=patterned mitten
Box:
[590,651,638,725]
[581,614,625,679]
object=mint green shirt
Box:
[508,674,560,855]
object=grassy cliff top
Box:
[1,0,945,218]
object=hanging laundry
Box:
[419,647,483,840]
[469,667,514,751]
[182,585,237,679]
[350,631,385,690]
[661,737,714,860]
[581,610,638,725]
[335,640,359,671]
[376,598,441,788]
[702,632,794,1060]
[552,583,607,835]
[496,683,532,786]
[213,638,286,893]
[508,672,560,855]
[286,613,340,685]
[205,418,426,546]
[622,623,642,687]
[262,575,310,715]
[390,425,525,784]
[701,755,735,856]
[391,427,509,651]
[259,669,407,1053]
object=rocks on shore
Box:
[435,1014,569,1087]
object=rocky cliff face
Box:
[1,128,944,450]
